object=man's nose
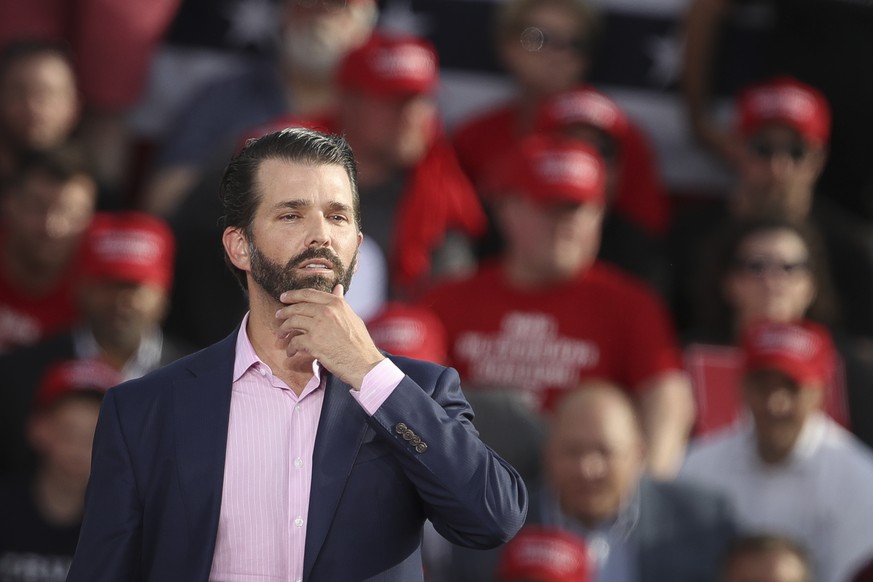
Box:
[305,215,331,248]
[765,389,793,417]
[578,453,606,480]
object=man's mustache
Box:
[288,247,344,270]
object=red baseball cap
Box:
[80,211,175,291]
[498,527,590,582]
[487,135,606,206]
[737,76,831,145]
[535,85,630,140]
[741,320,835,387]
[35,358,122,412]
[366,302,447,364]
[338,33,438,97]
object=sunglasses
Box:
[520,27,591,55]
[747,139,810,162]
[733,258,811,277]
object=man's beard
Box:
[249,243,356,302]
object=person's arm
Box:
[681,0,738,163]
[66,389,143,581]
[367,363,528,548]
[276,286,528,547]
[637,370,696,479]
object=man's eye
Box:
[330,214,349,222]
[280,214,300,221]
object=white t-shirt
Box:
[680,413,873,582]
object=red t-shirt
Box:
[421,261,682,411]
[452,101,671,236]
[0,265,79,352]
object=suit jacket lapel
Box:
[173,332,237,579]
[303,373,371,580]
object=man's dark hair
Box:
[4,144,94,194]
[721,533,811,582]
[219,127,360,291]
[0,38,75,86]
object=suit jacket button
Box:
[403,430,414,441]
[415,443,428,454]
[395,423,407,434]
[411,435,422,446]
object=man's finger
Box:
[276,302,321,319]
[277,314,315,334]
[332,284,344,298]
[280,288,334,304]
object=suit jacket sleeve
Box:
[67,388,143,582]
[367,362,528,548]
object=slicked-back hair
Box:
[218,127,360,291]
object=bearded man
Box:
[67,128,527,582]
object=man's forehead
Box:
[256,158,352,192]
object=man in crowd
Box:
[0,358,120,581]
[0,146,96,352]
[670,76,873,339]
[422,134,693,477]
[67,128,527,581]
[681,320,873,582]
[142,0,378,217]
[0,40,80,183]
[444,382,735,581]
[0,211,186,476]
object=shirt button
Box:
[295,405,301,412]
[294,457,304,468]
[259,367,267,377]
[294,517,304,527]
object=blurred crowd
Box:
[1,0,873,581]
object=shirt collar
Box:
[73,324,163,381]
[233,312,322,383]
[740,411,828,467]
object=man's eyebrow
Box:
[326,201,354,214]
[270,199,310,212]
[269,200,353,214]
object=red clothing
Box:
[421,261,682,411]
[452,101,671,236]
[0,0,180,109]
[240,114,487,296]
[0,264,79,352]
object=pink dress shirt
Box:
[209,315,404,582]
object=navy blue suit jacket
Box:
[67,330,527,581]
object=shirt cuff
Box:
[351,358,404,416]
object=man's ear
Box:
[223,227,250,271]
[27,414,51,453]
[354,231,364,273]
[810,144,829,176]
